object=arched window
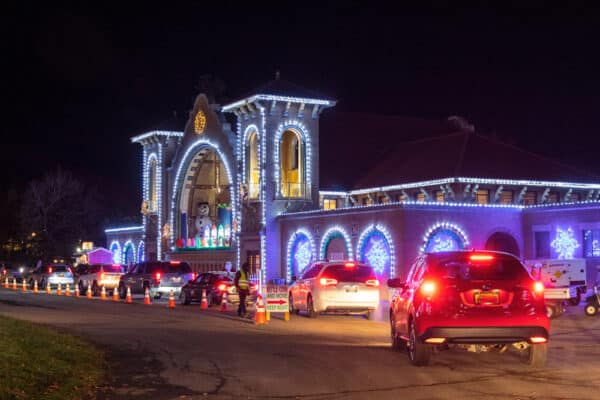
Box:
[246,130,259,199]
[280,130,304,197]
[148,158,158,212]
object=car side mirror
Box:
[291,275,297,282]
[387,278,405,289]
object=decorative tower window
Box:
[280,129,305,198]
[246,130,260,199]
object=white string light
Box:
[286,228,316,282]
[419,222,469,254]
[319,226,353,260]
[356,224,396,276]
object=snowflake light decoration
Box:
[431,236,457,252]
[551,227,579,259]
[365,238,390,274]
[294,239,312,272]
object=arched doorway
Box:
[246,129,260,199]
[173,143,234,250]
[122,241,135,266]
[319,226,353,261]
[485,232,520,257]
[280,129,305,197]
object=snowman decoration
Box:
[194,202,212,246]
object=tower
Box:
[222,77,335,285]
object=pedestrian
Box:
[235,262,250,317]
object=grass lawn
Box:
[0,315,105,400]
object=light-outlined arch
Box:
[274,120,311,197]
[319,225,353,261]
[109,241,121,264]
[137,241,145,263]
[420,222,469,254]
[286,228,316,282]
[122,240,136,266]
[356,224,395,276]
[242,124,260,199]
[169,138,236,248]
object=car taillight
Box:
[68,267,72,273]
[218,283,227,291]
[530,336,547,344]
[365,279,379,287]
[100,273,105,280]
[420,281,436,297]
[319,277,338,287]
[155,272,161,281]
[191,273,196,280]
[170,260,181,265]
[533,281,545,295]
[48,267,53,274]
[469,254,494,261]
[344,262,356,268]
[250,283,258,290]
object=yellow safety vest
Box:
[238,270,249,289]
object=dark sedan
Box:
[179,271,257,306]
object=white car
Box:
[28,264,74,289]
[289,261,380,319]
[76,263,124,296]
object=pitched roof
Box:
[228,78,335,105]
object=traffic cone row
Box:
[22,280,27,292]
[65,284,71,297]
[4,277,9,289]
[74,284,80,298]
[220,292,228,312]
[125,287,132,304]
[254,294,266,325]
[12,278,17,290]
[100,286,106,300]
[46,282,51,294]
[86,284,92,299]
[112,287,119,302]
[33,280,38,294]
[200,289,208,310]
[57,283,62,296]
[143,288,151,304]
[168,289,176,309]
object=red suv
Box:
[388,251,549,367]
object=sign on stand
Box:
[265,285,289,313]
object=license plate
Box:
[345,286,358,293]
[59,274,64,277]
[475,291,499,304]
[172,277,181,283]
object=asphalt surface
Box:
[0,287,599,400]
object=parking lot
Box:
[0,285,599,399]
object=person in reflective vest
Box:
[235,262,250,317]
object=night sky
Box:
[3,3,600,220]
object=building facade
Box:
[106,79,600,288]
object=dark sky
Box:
[3,3,600,218]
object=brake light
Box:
[365,279,379,287]
[68,267,72,273]
[469,254,494,261]
[170,260,181,265]
[425,338,446,344]
[319,277,338,286]
[48,267,53,274]
[155,272,161,281]
[420,281,436,297]
[530,336,547,344]
[191,273,196,280]
[112,264,120,267]
[533,281,545,295]
[218,283,227,291]
[344,262,356,268]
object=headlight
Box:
[19,267,24,273]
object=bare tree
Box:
[20,168,98,260]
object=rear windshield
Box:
[146,262,192,274]
[323,264,375,282]
[46,265,68,272]
[98,265,122,273]
[435,256,528,281]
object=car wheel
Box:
[390,314,406,352]
[289,293,299,315]
[408,319,431,366]
[118,284,127,299]
[525,343,547,368]
[179,291,190,305]
[569,292,581,306]
[307,295,318,318]
[585,304,597,316]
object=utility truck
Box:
[523,258,587,318]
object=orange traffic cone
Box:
[57,283,62,296]
[100,286,106,300]
[33,280,38,294]
[22,279,27,292]
[4,277,8,289]
[143,287,151,304]
[168,289,176,309]
[254,294,266,325]
[74,284,80,298]
[46,282,51,294]
[112,287,119,302]
[220,292,228,312]
[12,278,17,290]
[65,283,71,297]
[200,289,208,310]
[125,287,132,304]
[86,284,92,299]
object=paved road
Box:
[0,288,599,399]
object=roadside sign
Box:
[265,285,289,313]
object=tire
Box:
[569,292,581,306]
[526,343,547,368]
[585,304,597,316]
[408,319,431,366]
[307,295,318,318]
[179,291,190,305]
[289,293,299,315]
[118,283,126,299]
[390,314,406,352]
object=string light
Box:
[122,240,136,265]
[104,226,143,233]
[420,222,469,253]
[551,227,580,259]
[286,228,316,282]
[356,224,395,276]
[222,94,332,112]
[274,120,311,197]
[137,241,145,263]
[109,241,121,264]
[131,130,183,143]
[319,226,353,260]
